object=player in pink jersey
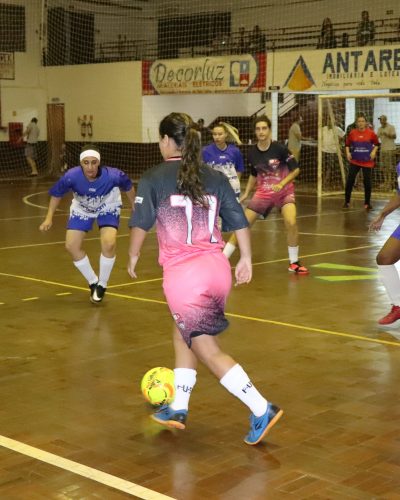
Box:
[223,115,308,274]
[128,112,283,445]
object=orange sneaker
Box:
[378,305,400,325]
[288,261,309,275]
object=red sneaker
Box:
[288,261,309,275]
[378,305,400,325]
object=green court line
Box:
[315,275,378,282]
[312,263,377,273]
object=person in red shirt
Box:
[343,114,379,209]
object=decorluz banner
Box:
[142,53,266,95]
[271,45,400,92]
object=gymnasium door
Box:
[47,103,65,174]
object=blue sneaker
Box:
[244,403,283,445]
[151,405,187,430]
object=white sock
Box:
[223,242,237,258]
[220,364,268,417]
[378,264,400,305]
[170,368,197,411]
[288,246,299,264]
[73,255,98,285]
[98,254,116,288]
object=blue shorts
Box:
[67,212,120,232]
[391,224,400,240]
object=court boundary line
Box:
[1,270,399,348]
[0,435,175,500]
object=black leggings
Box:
[345,164,372,204]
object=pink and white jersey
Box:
[129,159,248,268]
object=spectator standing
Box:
[24,118,39,176]
[288,115,303,162]
[396,18,400,42]
[356,11,375,46]
[248,25,266,53]
[317,18,337,49]
[321,122,345,187]
[341,32,349,48]
[196,118,213,145]
[237,26,247,54]
[377,115,397,191]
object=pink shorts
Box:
[248,190,295,217]
[163,252,232,347]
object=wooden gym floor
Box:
[1,179,400,500]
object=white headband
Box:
[80,150,100,162]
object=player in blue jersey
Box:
[202,122,244,199]
[370,162,400,325]
[39,144,135,303]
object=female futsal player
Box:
[40,144,135,303]
[127,112,283,445]
[344,113,379,210]
[370,166,400,325]
[223,115,309,274]
[202,122,244,199]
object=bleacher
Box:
[65,16,400,66]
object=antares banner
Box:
[271,45,400,92]
[142,53,266,95]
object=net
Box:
[1,0,400,188]
[317,93,400,197]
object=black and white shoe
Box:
[90,284,106,304]
[89,282,98,301]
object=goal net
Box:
[2,0,400,190]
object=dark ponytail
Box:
[159,112,208,207]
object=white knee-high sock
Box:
[98,254,116,288]
[220,364,268,417]
[378,264,400,305]
[73,255,98,285]
[288,246,299,264]
[170,368,197,411]
[223,242,237,258]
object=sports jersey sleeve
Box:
[283,144,299,172]
[247,148,258,177]
[219,176,249,232]
[234,147,245,173]
[202,146,212,164]
[345,131,354,147]
[114,169,133,191]
[128,175,157,231]
[48,173,73,197]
